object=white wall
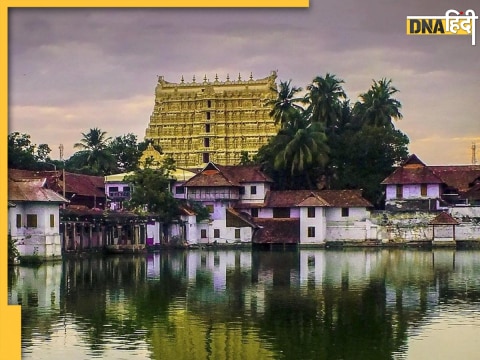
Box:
[299,207,326,244]
[9,202,62,259]
[326,207,369,222]
[240,182,270,203]
[385,184,440,200]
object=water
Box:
[8,248,480,360]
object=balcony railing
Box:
[108,191,131,199]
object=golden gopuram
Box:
[144,71,279,168]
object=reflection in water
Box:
[8,249,480,359]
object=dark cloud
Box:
[8,2,480,163]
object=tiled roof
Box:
[9,168,105,198]
[264,190,319,207]
[429,212,459,225]
[8,178,67,203]
[429,166,480,192]
[183,162,272,188]
[253,218,300,244]
[226,208,258,228]
[316,190,373,207]
[380,154,480,194]
[381,166,443,185]
[461,182,480,200]
[264,190,372,208]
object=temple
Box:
[144,71,279,168]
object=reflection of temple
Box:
[144,72,279,167]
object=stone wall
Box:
[371,210,480,243]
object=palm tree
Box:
[354,78,403,128]
[274,115,329,189]
[74,128,114,174]
[305,73,346,131]
[266,80,304,129]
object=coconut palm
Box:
[266,80,304,129]
[274,114,329,189]
[354,78,403,128]
[74,128,114,174]
[305,73,346,131]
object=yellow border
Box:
[1,1,309,359]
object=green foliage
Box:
[8,132,52,170]
[184,201,211,223]
[124,159,180,223]
[108,133,156,172]
[239,151,254,165]
[260,74,410,206]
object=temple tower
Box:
[145,71,279,168]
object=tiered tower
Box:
[145,71,279,168]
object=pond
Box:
[8,248,480,359]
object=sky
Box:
[7,1,480,165]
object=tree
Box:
[124,158,180,223]
[354,78,403,128]
[274,118,329,189]
[108,133,144,172]
[305,73,346,131]
[73,128,115,175]
[330,125,409,207]
[265,80,304,129]
[8,132,51,170]
[256,101,329,190]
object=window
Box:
[251,208,258,217]
[26,214,37,228]
[206,112,211,120]
[204,138,210,147]
[341,208,349,217]
[307,207,316,218]
[123,186,130,192]
[308,226,315,237]
[207,100,212,108]
[214,229,220,238]
[273,207,290,218]
[205,124,211,133]
[239,187,245,195]
[235,229,241,239]
[206,204,214,213]
[201,229,207,238]
[16,214,21,228]
[250,186,257,195]
[109,186,119,195]
[203,153,210,163]
[396,185,403,199]
[175,186,185,194]
[421,184,427,197]
[50,214,55,228]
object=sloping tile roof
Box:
[9,178,67,203]
[63,172,105,197]
[381,166,443,185]
[9,168,105,198]
[460,182,480,200]
[226,208,258,228]
[264,190,318,207]
[183,162,272,188]
[380,154,480,194]
[253,218,300,244]
[316,190,373,207]
[264,190,372,208]
[429,166,480,192]
[429,212,459,225]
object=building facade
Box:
[145,72,279,168]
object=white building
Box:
[183,162,374,245]
[8,177,68,260]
